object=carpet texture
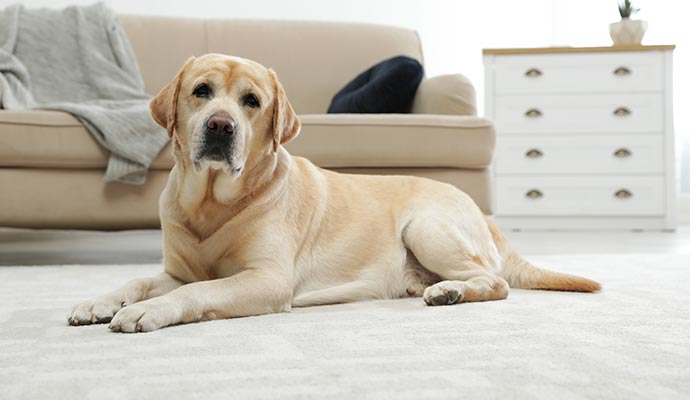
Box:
[1,254,689,399]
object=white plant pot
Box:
[609,19,648,46]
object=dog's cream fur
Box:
[68,54,601,333]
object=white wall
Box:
[2,0,688,191]
[0,1,680,108]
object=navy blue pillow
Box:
[327,56,423,114]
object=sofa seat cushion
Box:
[0,111,493,170]
[289,114,494,169]
[0,110,173,170]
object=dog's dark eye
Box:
[242,93,260,108]
[193,83,212,98]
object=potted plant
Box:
[610,0,647,46]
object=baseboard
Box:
[494,216,672,231]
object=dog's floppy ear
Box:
[150,57,196,139]
[270,69,301,152]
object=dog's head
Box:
[150,54,300,176]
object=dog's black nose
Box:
[206,113,236,135]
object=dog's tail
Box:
[485,217,601,292]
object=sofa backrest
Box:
[119,16,424,114]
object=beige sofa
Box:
[0,16,494,229]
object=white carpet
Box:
[1,253,689,399]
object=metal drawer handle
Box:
[525,108,543,118]
[613,66,632,76]
[613,107,631,117]
[526,189,543,199]
[525,149,543,158]
[613,148,632,158]
[525,68,543,78]
[614,189,633,199]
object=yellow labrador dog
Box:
[68,54,600,333]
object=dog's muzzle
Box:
[196,112,236,163]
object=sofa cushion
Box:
[119,16,425,114]
[0,110,173,170]
[203,20,424,115]
[0,111,493,170]
[289,114,494,169]
[327,56,423,114]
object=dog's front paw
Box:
[68,297,124,326]
[423,281,464,306]
[109,299,179,333]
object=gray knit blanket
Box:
[0,3,167,184]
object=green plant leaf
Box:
[617,0,638,19]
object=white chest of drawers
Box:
[483,45,676,230]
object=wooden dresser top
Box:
[483,45,675,55]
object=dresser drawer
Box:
[495,94,663,134]
[493,52,664,94]
[495,176,665,216]
[495,135,664,175]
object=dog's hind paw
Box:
[423,281,463,306]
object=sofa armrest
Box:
[411,74,476,116]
